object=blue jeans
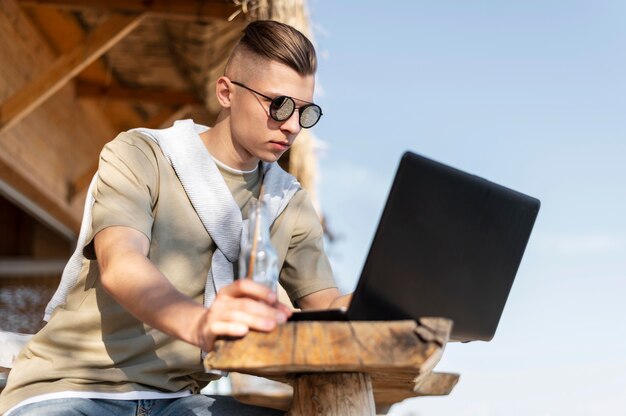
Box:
[9,395,284,416]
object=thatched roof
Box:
[0,0,320,239]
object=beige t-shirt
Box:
[0,132,336,414]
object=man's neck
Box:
[199,118,258,171]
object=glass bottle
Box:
[239,199,279,294]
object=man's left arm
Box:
[278,189,352,310]
[297,288,352,310]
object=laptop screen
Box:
[347,152,540,342]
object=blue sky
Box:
[307,1,626,414]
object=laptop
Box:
[288,151,540,342]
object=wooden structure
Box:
[0,0,319,237]
[205,319,459,415]
[0,0,321,332]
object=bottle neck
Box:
[247,199,271,243]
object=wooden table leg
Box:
[287,372,376,416]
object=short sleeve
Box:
[279,190,337,304]
[83,133,159,259]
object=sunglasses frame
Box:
[230,81,322,128]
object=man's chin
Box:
[259,151,286,164]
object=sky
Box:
[307,1,626,415]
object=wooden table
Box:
[204,318,458,415]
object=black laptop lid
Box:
[347,151,540,342]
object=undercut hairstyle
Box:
[226,20,317,76]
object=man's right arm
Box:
[95,225,291,352]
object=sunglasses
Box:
[231,81,323,129]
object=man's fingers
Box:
[219,279,277,304]
[209,321,249,338]
[276,302,293,317]
[232,297,286,320]
[217,298,287,327]
[223,309,277,331]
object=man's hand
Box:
[193,279,292,351]
[95,226,291,353]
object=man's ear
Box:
[215,76,232,108]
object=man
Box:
[0,20,348,415]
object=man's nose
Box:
[280,110,301,135]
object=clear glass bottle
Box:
[239,199,279,294]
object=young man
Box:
[0,20,348,416]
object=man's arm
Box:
[95,226,291,351]
[297,288,352,310]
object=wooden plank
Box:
[0,32,39,89]
[0,156,80,236]
[231,371,460,412]
[23,6,147,133]
[0,0,56,64]
[146,105,187,129]
[67,104,195,200]
[230,373,292,411]
[205,320,451,375]
[0,13,146,135]
[414,371,460,396]
[21,6,111,83]
[0,258,66,277]
[151,104,194,128]
[230,370,459,413]
[75,81,202,106]
[17,0,242,21]
[66,164,94,202]
[0,0,101,237]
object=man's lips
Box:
[269,141,291,150]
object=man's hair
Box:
[227,20,317,76]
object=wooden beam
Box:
[0,258,66,277]
[24,6,149,133]
[67,168,95,204]
[75,81,202,106]
[145,106,186,130]
[151,104,195,129]
[17,0,242,21]
[229,371,460,413]
[67,104,196,200]
[0,158,79,237]
[0,13,146,135]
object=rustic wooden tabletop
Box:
[204,318,459,416]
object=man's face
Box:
[227,60,315,165]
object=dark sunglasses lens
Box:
[300,105,322,128]
[270,96,295,121]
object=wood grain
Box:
[18,0,241,21]
[288,373,376,416]
[0,13,145,134]
[205,320,455,414]
[205,320,451,375]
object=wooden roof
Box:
[0,0,319,239]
